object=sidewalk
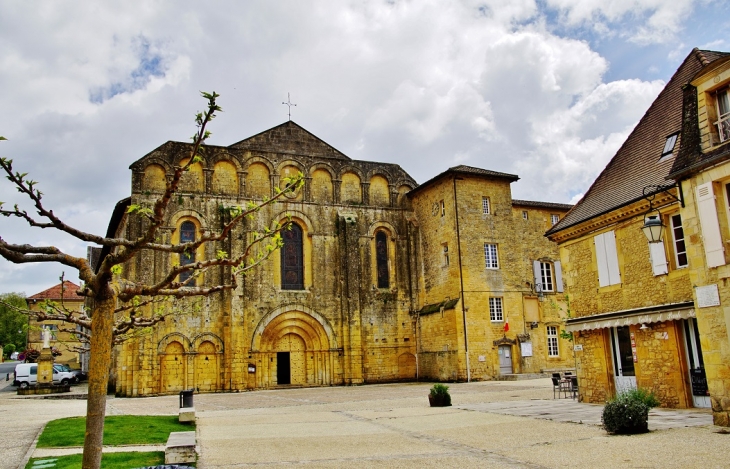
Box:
[2,378,726,469]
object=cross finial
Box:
[282,92,297,121]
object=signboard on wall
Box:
[520,342,533,357]
[696,284,720,308]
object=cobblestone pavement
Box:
[1,378,726,469]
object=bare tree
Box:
[0,92,303,469]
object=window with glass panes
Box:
[489,297,503,322]
[179,221,196,284]
[670,214,687,268]
[540,261,554,292]
[547,326,559,357]
[484,243,498,269]
[550,214,560,226]
[482,197,490,215]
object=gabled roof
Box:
[547,48,730,237]
[228,121,351,161]
[408,165,518,197]
[512,199,573,211]
[668,54,730,180]
[27,281,82,301]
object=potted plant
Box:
[428,383,452,407]
[602,388,660,434]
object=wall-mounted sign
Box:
[696,284,720,308]
[573,344,583,352]
[478,355,486,362]
[247,364,256,373]
[520,342,533,357]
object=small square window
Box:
[661,133,679,158]
[489,297,503,322]
[550,214,560,226]
[482,197,491,215]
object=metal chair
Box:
[569,376,579,399]
[551,376,562,399]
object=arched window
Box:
[376,231,390,288]
[281,223,304,290]
[179,221,196,284]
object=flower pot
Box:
[428,394,451,407]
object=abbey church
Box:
[111,121,573,396]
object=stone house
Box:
[26,280,85,368]
[546,48,729,415]
[665,50,730,425]
[108,121,573,396]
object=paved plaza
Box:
[1,377,727,469]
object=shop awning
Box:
[565,302,695,332]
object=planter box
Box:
[428,394,451,407]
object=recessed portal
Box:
[277,352,291,385]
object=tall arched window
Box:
[376,231,390,288]
[281,223,304,290]
[179,221,196,284]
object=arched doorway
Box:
[253,308,334,387]
[161,341,186,393]
[194,341,219,392]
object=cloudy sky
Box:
[0,0,728,295]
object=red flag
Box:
[504,320,509,332]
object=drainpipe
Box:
[453,176,470,382]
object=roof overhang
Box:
[565,301,695,332]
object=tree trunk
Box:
[82,293,116,469]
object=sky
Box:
[0,0,728,295]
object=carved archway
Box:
[251,307,335,387]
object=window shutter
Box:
[696,182,725,268]
[595,233,610,287]
[604,231,621,285]
[648,242,668,276]
[554,260,564,292]
[533,260,542,291]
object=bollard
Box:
[179,389,194,408]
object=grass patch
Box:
[26,451,170,469]
[37,415,194,448]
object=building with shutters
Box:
[107,121,573,397]
[546,48,729,415]
[26,281,85,368]
[665,50,730,426]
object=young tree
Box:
[0,92,303,469]
[0,292,27,355]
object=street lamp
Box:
[642,212,665,243]
[641,185,683,243]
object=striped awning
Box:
[565,302,695,332]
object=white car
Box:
[12,363,75,389]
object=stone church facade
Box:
[111,121,573,396]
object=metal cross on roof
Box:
[282,93,297,121]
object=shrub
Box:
[429,383,451,406]
[602,388,658,434]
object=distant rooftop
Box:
[27,281,82,301]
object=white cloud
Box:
[0,0,717,293]
[545,0,697,44]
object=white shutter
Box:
[648,242,668,276]
[533,260,542,292]
[696,182,725,268]
[554,260,564,292]
[604,231,621,285]
[595,233,610,287]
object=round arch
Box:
[157,332,192,354]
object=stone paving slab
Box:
[459,398,713,429]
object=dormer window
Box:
[661,132,679,159]
[715,87,730,143]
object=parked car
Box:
[57,364,85,383]
[13,363,75,389]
